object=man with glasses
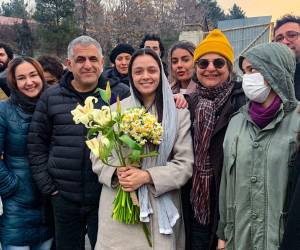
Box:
[274,14,300,99]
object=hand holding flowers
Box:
[71,83,162,247]
[117,166,152,192]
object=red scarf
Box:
[189,79,233,224]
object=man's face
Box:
[274,22,300,62]
[0,48,10,73]
[66,44,104,91]
[144,40,161,57]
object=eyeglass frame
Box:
[195,58,227,70]
[274,30,300,43]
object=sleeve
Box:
[216,119,235,240]
[27,91,57,195]
[146,108,194,197]
[91,152,118,188]
[0,103,19,198]
[216,159,227,240]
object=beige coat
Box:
[91,97,194,250]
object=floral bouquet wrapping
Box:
[71,83,163,246]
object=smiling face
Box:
[195,53,230,88]
[66,44,104,92]
[171,48,194,84]
[115,52,131,75]
[15,62,43,98]
[131,54,161,102]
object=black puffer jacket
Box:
[27,71,108,205]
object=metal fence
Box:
[217,16,273,77]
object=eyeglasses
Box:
[196,58,226,69]
[274,30,300,43]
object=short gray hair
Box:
[67,35,103,58]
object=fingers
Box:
[174,94,188,109]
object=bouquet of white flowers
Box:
[71,83,163,246]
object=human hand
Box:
[217,239,226,250]
[174,93,188,109]
[117,166,152,192]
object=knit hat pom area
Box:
[194,29,234,64]
[110,43,135,63]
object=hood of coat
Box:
[240,42,297,112]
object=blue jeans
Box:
[2,238,53,250]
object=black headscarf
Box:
[8,82,47,114]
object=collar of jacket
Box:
[59,70,107,98]
[240,101,285,131]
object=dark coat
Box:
[0,100,52,245]
[103,67,131,100]
[27,71,109,205]
[0,71,10,97]
[294,63,300,100]
[279,63,300,250]
[182,81,245,250]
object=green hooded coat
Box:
[217,43,300,250]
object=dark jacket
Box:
[0,100,51,245]
[295,63,300,100]
[0,70,10,98]
[27,71,109,205]
[280,63,300,249]
[280,151,300,250]
[182,81,246,250]
[103,67,131,99]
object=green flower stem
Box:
[142,222,152,247]
[112,186,152,247]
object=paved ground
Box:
[85,235,92,250]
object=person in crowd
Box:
[168,41,196,95]
[91,48,194,249]
[27,36,113,250]
[217,42,300,250]
[275,14,300,250]
[37,55,64,85]
[0,57,53,249]
[103,43,133,99]
[182,29,245,250]
[274,14,300,99]
[0,43,13,99]
[139,34,168,76]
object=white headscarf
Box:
[129,50,179,234]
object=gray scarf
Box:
[129,63,178,234]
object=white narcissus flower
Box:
[71,97,98,126]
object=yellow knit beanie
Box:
[194,29,234,64]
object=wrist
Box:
[143,171,152,184]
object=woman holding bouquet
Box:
[91,48,194,250]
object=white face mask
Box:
[242,72,271,103]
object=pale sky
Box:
[218,0,300,21]
[0,0,299,22]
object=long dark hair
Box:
[128,48,164,122]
